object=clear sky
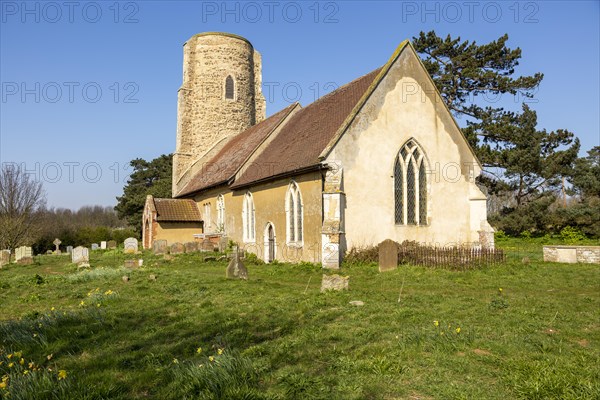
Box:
[1,0,598,209]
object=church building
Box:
[142,32,494,268]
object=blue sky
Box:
[1,0,598,209]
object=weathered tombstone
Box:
[170,242,185,254]
[321,274,349,292]
[200,239,214,252]
[91,243,99,251]
[107,240,117,250]
[138,259,143,267]
[124,259,138,269]
[66,246,73,254]
[46,250,53,255]
[124,237,138,254]
[0,250,10,267]
[218,236,228,252]
[153,240,168,255]
[53,238,62,253]
[15,246,33,264]
[122,276,129,283]
[226,247,248,280]
[100,241,107,250]
[184,242,198,253]
[378,239,399,272]
[71,246,89,268]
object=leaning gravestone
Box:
[226,247,248,280]
[170,242,185,255]
[15,246,33,265]
[0,250,10,267]
[152,240,167,254]
[100,241,107,250]
[321,274,349,292]
[124,237,138,254]
[66,246,73,254]
[107,240,117,249]
[185,242,198,253]
[91,243,99,251]
[378,239,399,272]
[71,246,89,268]
[200,239,214,252]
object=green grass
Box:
[0,239,599,399]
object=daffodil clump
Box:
[80,287,117,308]
[0,349,67,396]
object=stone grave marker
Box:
[124,237,138,254]
[124,259,138,269]
[170,242,185,255]
[378,239,398,272]
[185,242,198,253]
[91,243,99,251]
[71,246,89,267]
[15,246,33,264]
[153,240,167,254]
[66,246,73,254]
[200,239,214,252]
[100,241,107,250]
[107,240,117,249]
[226,247,248,280]
[53,238,61,253]
[321,274,349,292]
[218,236,228,252]
[0,250,10,267]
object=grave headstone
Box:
[100,241,107,250]
[184,242,198,253]
[226,247,248,280]
[152,240,168,254]
[15,246,33,264]
[124,237,138,254]
[46,250,53,255]
[91,243,99,251]
[66,246,73,254]
[122,276,129,283]
[0,250,11,267]
[378,239,399,272]
[170,242,185,254]
[124,259,138,269]
[321,274,349,292]
[200,239,214,252]
[53,238,61,253]
[71,246,89,266]
[107,240,117,249]
[218,236,228,252]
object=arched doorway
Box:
[263,223,276,263]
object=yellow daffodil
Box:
[172,358,179,364]
[104,290,113,295]
[79,301,85,307]
[28,362,34,369]
[14,352,21,358]
[209,356,214,362]
[51,307,55,311]
[23,370,29,375]
[217,348,224,355]
[58,370,67,380]
[6,354,12,359]
[433,320,439,327]
[0,381,6,389]
[7,363,13,368]
[96,304,100,308]
[196,347,202,354]
[19,358,24,365]
[1,375,8,383]
[455,327,461,334]
[47,354,53,361]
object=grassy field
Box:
[0,238,599,399]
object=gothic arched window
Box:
[286,181,303,244]
[242,192,255,242]
[394,139,428,225]
[225,75,234,100]
[216,195,225,232]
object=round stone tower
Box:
[173,32,266,195]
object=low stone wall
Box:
[543,245,600,264]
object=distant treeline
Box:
[34,206,136,254]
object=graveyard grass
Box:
[0,238,598,399]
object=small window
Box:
[225,75,234,100]
[203,202,212,232]
[216,195,225,232]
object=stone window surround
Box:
[224,74,237,101]
[242,191,256,243]
[394,138,430,227]
[285,180,304,247]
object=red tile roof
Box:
[231,67,383,188]
[178,103,297,196]
[154,198,202,221]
